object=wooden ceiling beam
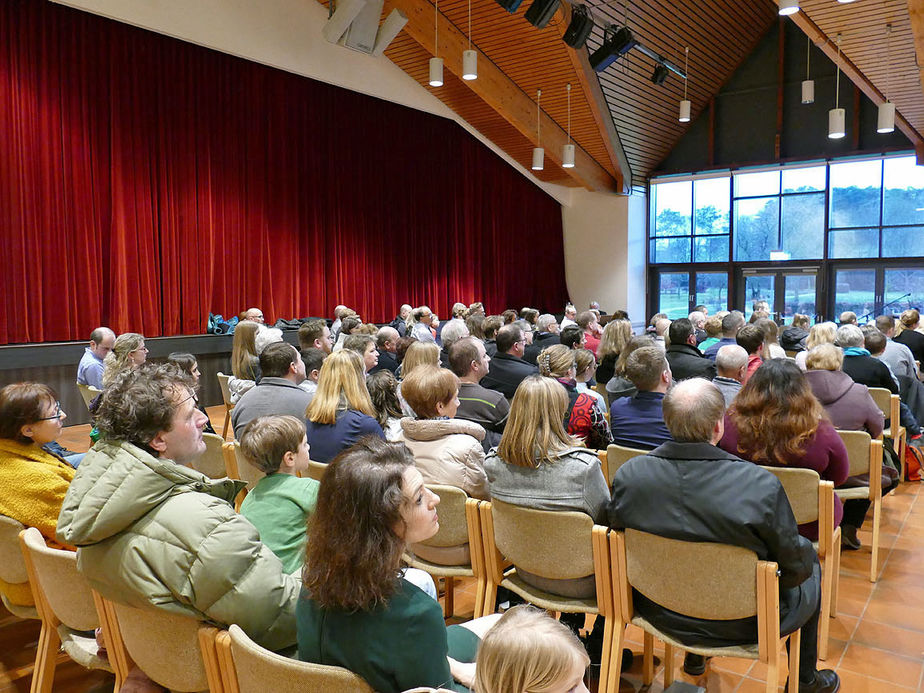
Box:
[788,10,924,149]
[384,0,622,193]
[909,0,924,160]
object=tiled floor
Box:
[3,409,923,691]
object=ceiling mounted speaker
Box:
[525,0,558,29]
[494,0,524,13]
[651,64,669,85]
[562,5,594,49]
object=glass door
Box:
[652,269,729,319]
[830,264,924,322]
[738,268,820,322]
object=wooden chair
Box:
[759,467,840,660]
[402,486,486,619]
[76,382,102,412]
[478,500,617,692]
[868,386,906,480]
[192,432,230,479]
[835,430,883,582]
[216,623,373,693]
[0,515,38,620]
[216,372,235,440]
[607,529,800,693]
[18,528,116,693]
[222,441,266,511]
[596,443,647,487]
[95,594,224,693]
[305,460,328,482]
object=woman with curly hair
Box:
[298,437,498,692]
[595,318,632,385]
[718,358,849,540]
[537,345,611,450]
[794,321,837,371]
[102,332,147,388]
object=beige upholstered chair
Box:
[607,529,800,693]
[0,515,38,620]
[305,460,328,482]
[192,432,229,479]
[216,372,235,440]
[222,440,266,511]
[216,623,373,693]
[835,430,884,582]
[597,443,647,487]
[18,527,116,692]
[868,386,906,480]
[403,486,486,618]
[76,382,102,412]
[95,595,223,693]
[478,500,617,692]
[760,466,840,660]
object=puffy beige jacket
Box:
[397,418,490,499]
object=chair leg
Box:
[818,554,832,661]
[643,632,655,685]
[443,577,454,618]
[598,616,614,693]
[605,620,627,693]
[787,629,801,693]
[662,642,674,688]
[29,623,60,693]
[474,575,487,619]
[221,411,231,440]
[870,498,881,583]
[830,539,841,617]
[482,581,498,618]
[896,430,906,482]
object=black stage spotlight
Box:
[651,64,669,85]
[562,4,594,48]
[525,0,559,29]
[589,24,636,72]
[494,0,524,13]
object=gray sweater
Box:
[231,377,313,439]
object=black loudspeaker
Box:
[651,64,669,85]
[562,4,594,48]
[494,0,524,13]
[589,25,636,72]
[525,0,559,29]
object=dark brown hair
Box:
[0,383,57,443]
[400,365,459,418]
[302,437,413,610]
[239,415,305,474]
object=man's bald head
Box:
[662,378,725,444]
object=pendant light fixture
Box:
[828,34,845,139]
[801,36,814,104]
[428,0,443,87]
[462,0,477,80]
[563,83,575,168]
[679,47,691,123]
[779,0,799,16]
[532,89,544,171]
[878,23,895,133]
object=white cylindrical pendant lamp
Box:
[531,147,544,171]
[562,144,575,168]
[828,108,846,139]
[779,0,799,15]
[878,102,895,133]
[429,57,443,87]
[462,49,477,80]
[679,100,691,123]
[801,79,814,104]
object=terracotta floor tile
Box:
[710,654,756,676]
[850,619,924,661]
[826,614,858,642]
[837,642,923,686]
[831,667,916,692]
[864,599,924,634]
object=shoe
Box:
[621,648,633,671]
[799,669,840,693]
[841,524,861,551]
[682,652,706,676]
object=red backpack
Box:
[905,444,923,482]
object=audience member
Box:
[0,383,76,607]
[537,345,612,450]
[305,350,384,463]
[102,332,147,388]
[594,319,630,386]
[652,318,671,348]
[501,309,518,325]
[368,326,400,375]
[513,319,542,365]
[167,352,216,435]
[298,319,333,354]
[389,304,412,337]
[450,337,509,443]
[297,437,493,692]
[574,348,607,413]
[481,324,539,400]
[559,325,586,351]
[576,311,601,357]
[719,359,849,541]
[57,364,299,650]
[748,309,770,324]
[452,302,468,320]
[838,324,898,393]
[254,326,284,355]
[439,319,471,368]
[298,347,325,400]
[329,305,349,341]
[232,343,310,439]
[895,309,924,363]
[609,346,671,450]
[693,304,708,317]
[468,302,485,317]
[735,324,765,384]
[366,370,404,441]
[605,335,655,403]
[230,320,261,403]
[465,313,485,340]
[482,315,504,356]
[697,315,723,353]
[795,322,837,371]
[332,315,361,351]
[688,310,706,344]
[703,311,744,361]
[608,378,838,693]
[77,327,115,390]
[408,306,436,343]
[239,415,319,574]
[344,333,379,373]
[400,340,440,380]
[754,317,786,359]
[665,318,716,381]
[712,344,748,408]
[838,311,858,327]
[534,314,561,347]
[560,303,578,329]
[781,314,810,352]
[879,313,920,377]
[241,307,265,324]
[519,307,539,326]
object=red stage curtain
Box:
[0,0,568,345]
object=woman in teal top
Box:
[297,436,480,692]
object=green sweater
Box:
[240,473,319,574]
[296,579,473,693]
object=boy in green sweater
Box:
[239,415,319,574]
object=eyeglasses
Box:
[37,402,64,420]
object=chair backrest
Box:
[219,624,373,693]
[305,459,327,482]
[604,443,647,485]
[867,387,895,422]
[216,372,233,408]
[0,515,30,587]
[758,466,820,525]
[414,485,469,548]
[76,382,101,411]
[20,527,99,631]
[192,432,228,479]
[836,429,874,477]
[224,440,265,490]
[623,528,759,620]
[491,499,595,580]
[108,600,211,692]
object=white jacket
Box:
[397,418,489,499]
